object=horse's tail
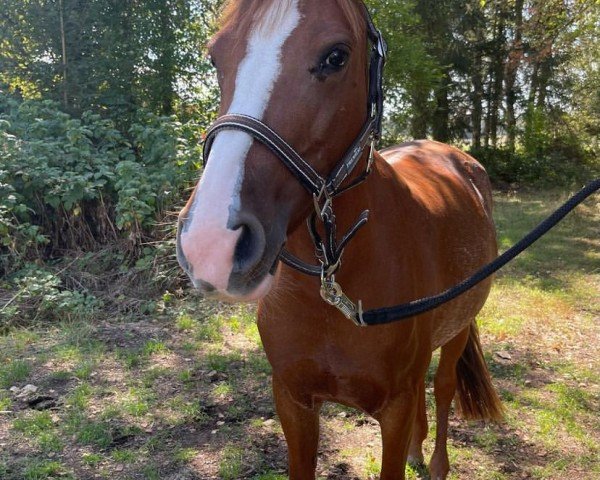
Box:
[455,322,504,421]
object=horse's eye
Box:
[311,46,350,78]
[325,48,349,69]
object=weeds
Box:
[22,460,72,480]
[13,411,54,437]
[219,445,245,480]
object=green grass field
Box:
[1,189,598,480]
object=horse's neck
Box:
[270,153,426,328]
[284,151,416,283]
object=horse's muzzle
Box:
[176,209,274,300]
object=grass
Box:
[0,360,32,387]
[22,460,72,480]
[219,445,245,480]
[13,411,54,437]
[0,189,597,479]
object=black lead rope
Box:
[359,179,599,326]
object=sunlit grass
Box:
[13,411,54,436]
[219,445,245,480]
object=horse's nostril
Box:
[231,215,266,275]
[234,225,253,268]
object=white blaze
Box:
[180,0,301,291]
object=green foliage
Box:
[370,0,442,142]
[0,0,220,121]
[0,91,204,327]
[472,105,597,186]
[12,411,54,436]
[0,94,201,258]
[219,446,245,480]
[22,460,72,480]
[0,264,102,327]
[253,473,287,480]
[116,111,203,233]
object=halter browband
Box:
[202,2,387,324]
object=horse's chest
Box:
[262,330,417,414]
[274,353,389,413]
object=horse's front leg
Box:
[378,390,418,480]
[273,376,322,480]
[407,378,427,466]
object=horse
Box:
[176,1,503,478]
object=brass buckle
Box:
[320,273,366,327]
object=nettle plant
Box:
[0,94,203,322]
[0,95,201,265]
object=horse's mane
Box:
[219,0,364,39]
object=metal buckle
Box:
[313,184,332,221]
[320,273,366,327]
[376,31,387,59]
[366,138,375,174]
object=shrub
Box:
[0,92,204,326]
[0,94,202,264]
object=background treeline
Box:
[0,0,598,326]
[379,0,599,184]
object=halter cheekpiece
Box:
[202,2,387,325]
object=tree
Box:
[370,0,441,141]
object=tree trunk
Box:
[157,0,176,116]
[410,87,429,139]
[536,54,552,110]
[432,71,450,142]
[490,10,505,149]
[58,0,68,110]
[483,3,506,149]
[471,52,484,150]
[505,0,524,152]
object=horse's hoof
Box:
[407,455,428,478]
[407,454,425,467]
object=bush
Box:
[470,142,596,188]
[0,92,204,327]
[0,93,202,272]
[0,263,102,329]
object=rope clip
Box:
[320,273,366,327]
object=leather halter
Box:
[202,3,387,324]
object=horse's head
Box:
[177,0,372,301]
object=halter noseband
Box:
[202,3,387,325]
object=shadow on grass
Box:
[493,192,599,291]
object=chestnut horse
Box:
[177,0,502,478]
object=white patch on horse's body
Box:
[382,142,426,166]
[179,0,301,291]
[469,178,486,209]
